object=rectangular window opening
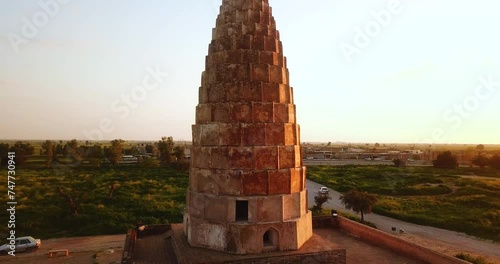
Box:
[235,200,248,222]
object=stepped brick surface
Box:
[184,0,312,255]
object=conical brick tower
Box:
[184,0,312,254]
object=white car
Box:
[319,186,329,194]
[0,236,41,254]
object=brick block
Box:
[265,37,278,52]
[194,168,215,194]
[212,37,232,52]
[207,83,222,103]
[252,35,266,51]
[290,104,296,122]
[199,124,219,146]
[235,64,251,81]
[256,195,283,222]
[191,147,211,168]
[251,63,269,82]
[278,146,295,169]
[268,169,291,195]
[192,125,202,146]
[265,123,285,145]
[295,145,302,167]
[224,83,240,102]
[242,170,268,196]
[269,65,283,83]
[187,190,204,219]
[189,167,200,191]
[252,102,273,122]
[219,123,241,146]
[255,23,269,36]
[225,50,241,64]
[204,195,227,222]
[300,167,306,191]
[278,84,290,103]
[253,146,278,169]
[282,67,289,85]
[283,192,301,220]
[259,51,278,65]
[199,86,208,103]
[212,103,230,122]
[230,103,252,122]
[259,12,270,25]
[240,50,260,64]
[196,104,212,124]
[262,82,280,102]
[273,103,289,123]
[233,35,252,49]
[291,168,301,193]
[210,147,229,169]
[284,123,296,146]
[241,82,262,101]
[229,147,253,169]
[241,123,265,146]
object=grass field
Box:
[0,166,188,239]
[307,165,500,242]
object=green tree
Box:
[157,136,175,164]
[340,189,377,221]
[41,140,55,167]
[476,144,485,152]
[313,192,332,211]
[393,158,405,167]
[490,154,500,170]
[433,151,458,169]
[472,155,490,168]
[9,141,34,166]
[173,145,185,161]
[108,139,125,165]
[89,144,103,159]
[64,139,82,161]
[57,175,96,216]
[0,143,10,166]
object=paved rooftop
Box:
[131,225,422,264]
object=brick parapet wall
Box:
[337,217,469,264]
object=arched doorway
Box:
[262,228,279,252]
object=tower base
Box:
[170,224,346,264]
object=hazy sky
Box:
[1,0,499,144]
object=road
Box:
[306,179,500,262]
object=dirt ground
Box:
[0,234,124,264]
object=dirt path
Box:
[0,234,124,264]
[307,179,500,264]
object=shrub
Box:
[393,158,405,167]
[490,154,500,170]
[472,155,490,168]
[433,151,458,169]
[454,253,488,264]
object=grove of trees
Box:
[1,137,186,169]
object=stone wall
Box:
[338,217,469,264]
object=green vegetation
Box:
[0,166,188,239]
[455,253,490,264]
[339,211,377,229]
[310,207,377,229]
[307,165,500,242]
